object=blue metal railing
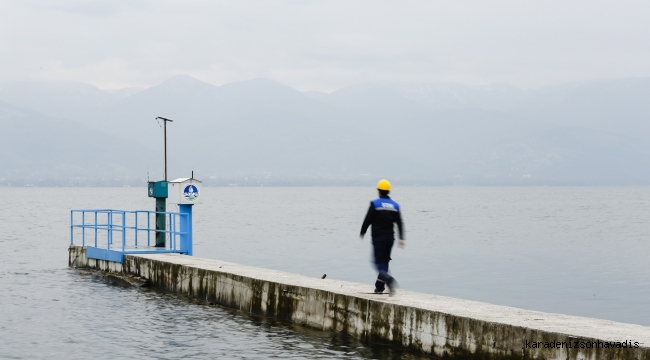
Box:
[70,209,188,252]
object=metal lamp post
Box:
[151,116,174,247]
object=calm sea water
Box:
[1,187,649,359]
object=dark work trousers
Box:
[372,237,395,292]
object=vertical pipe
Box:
[108,212,112,250]
[164,120,168,181]
[70,211,73,245]
[135,212,138,248]
[81,211,85,246]
[122,211,126,251]
[179,204,193,256]
[94,212,98,247]
[147,212,151,247]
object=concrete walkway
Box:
[69,245,650,359]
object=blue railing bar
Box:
[71,211,188,221]
[108,211,112,249]
[94,212,98,247]
[72,218,189,226]
[81,211,85,246]
[71,224,187,234]
[72,228,190,236]
[71,224,131,229]
[135,213,138,247]
[104,211,107,248]
[171,213,175,250]
[70,225,187,236]
[175,215,179,250]
[72,209,187,216]
[122,212,126,252]
[72,224,164,231]
[70,210,186,216]
[147,212,151,246]
[71,225,135,230]
[70,210,73,245]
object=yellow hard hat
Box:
[377,179,391,191]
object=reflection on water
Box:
[1,187,649,358]
[59,270,424,360]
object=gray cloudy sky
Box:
[1,0,649,91]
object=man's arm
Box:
[360,203,375,237]
[395,211,404,240]
[395,211,406,248]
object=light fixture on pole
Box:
[155,116,174,181]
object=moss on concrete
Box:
[69,245,650,360]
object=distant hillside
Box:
[1,76,650,185]
[319,78,650,140]
[512,78,650,139]
[0,81,143,122]
[457,127,650,185]
[0,101,154,181]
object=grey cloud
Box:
[53,0,146,17]
[1,1,649,90]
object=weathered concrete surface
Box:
[69,244,123,272]
[69,245,650,359]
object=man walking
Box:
[360,179,405,296]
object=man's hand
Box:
[398,240,405,248]
[360,234,364,240]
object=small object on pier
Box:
[321,274,327,279]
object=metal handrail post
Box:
[108,212,112,250]
[147,212,151,247]
[94,212,98,247]
[178,206,193,256]
[135,212,138,248]
[170,213,174,250]
[81,211,85,246]
[122,211,126,251]
[70,211,73,245]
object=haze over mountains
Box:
[1,76,649,186]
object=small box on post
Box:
[147,181,168,198]
[147,180,168,247]
[168,177,202,256]
[168,178,202,204]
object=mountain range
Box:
[1,75,649,186]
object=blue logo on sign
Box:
[183,184,199,201]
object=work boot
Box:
[374,289,384,294]
[387,279,397,297]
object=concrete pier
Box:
[69,245,650,359]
